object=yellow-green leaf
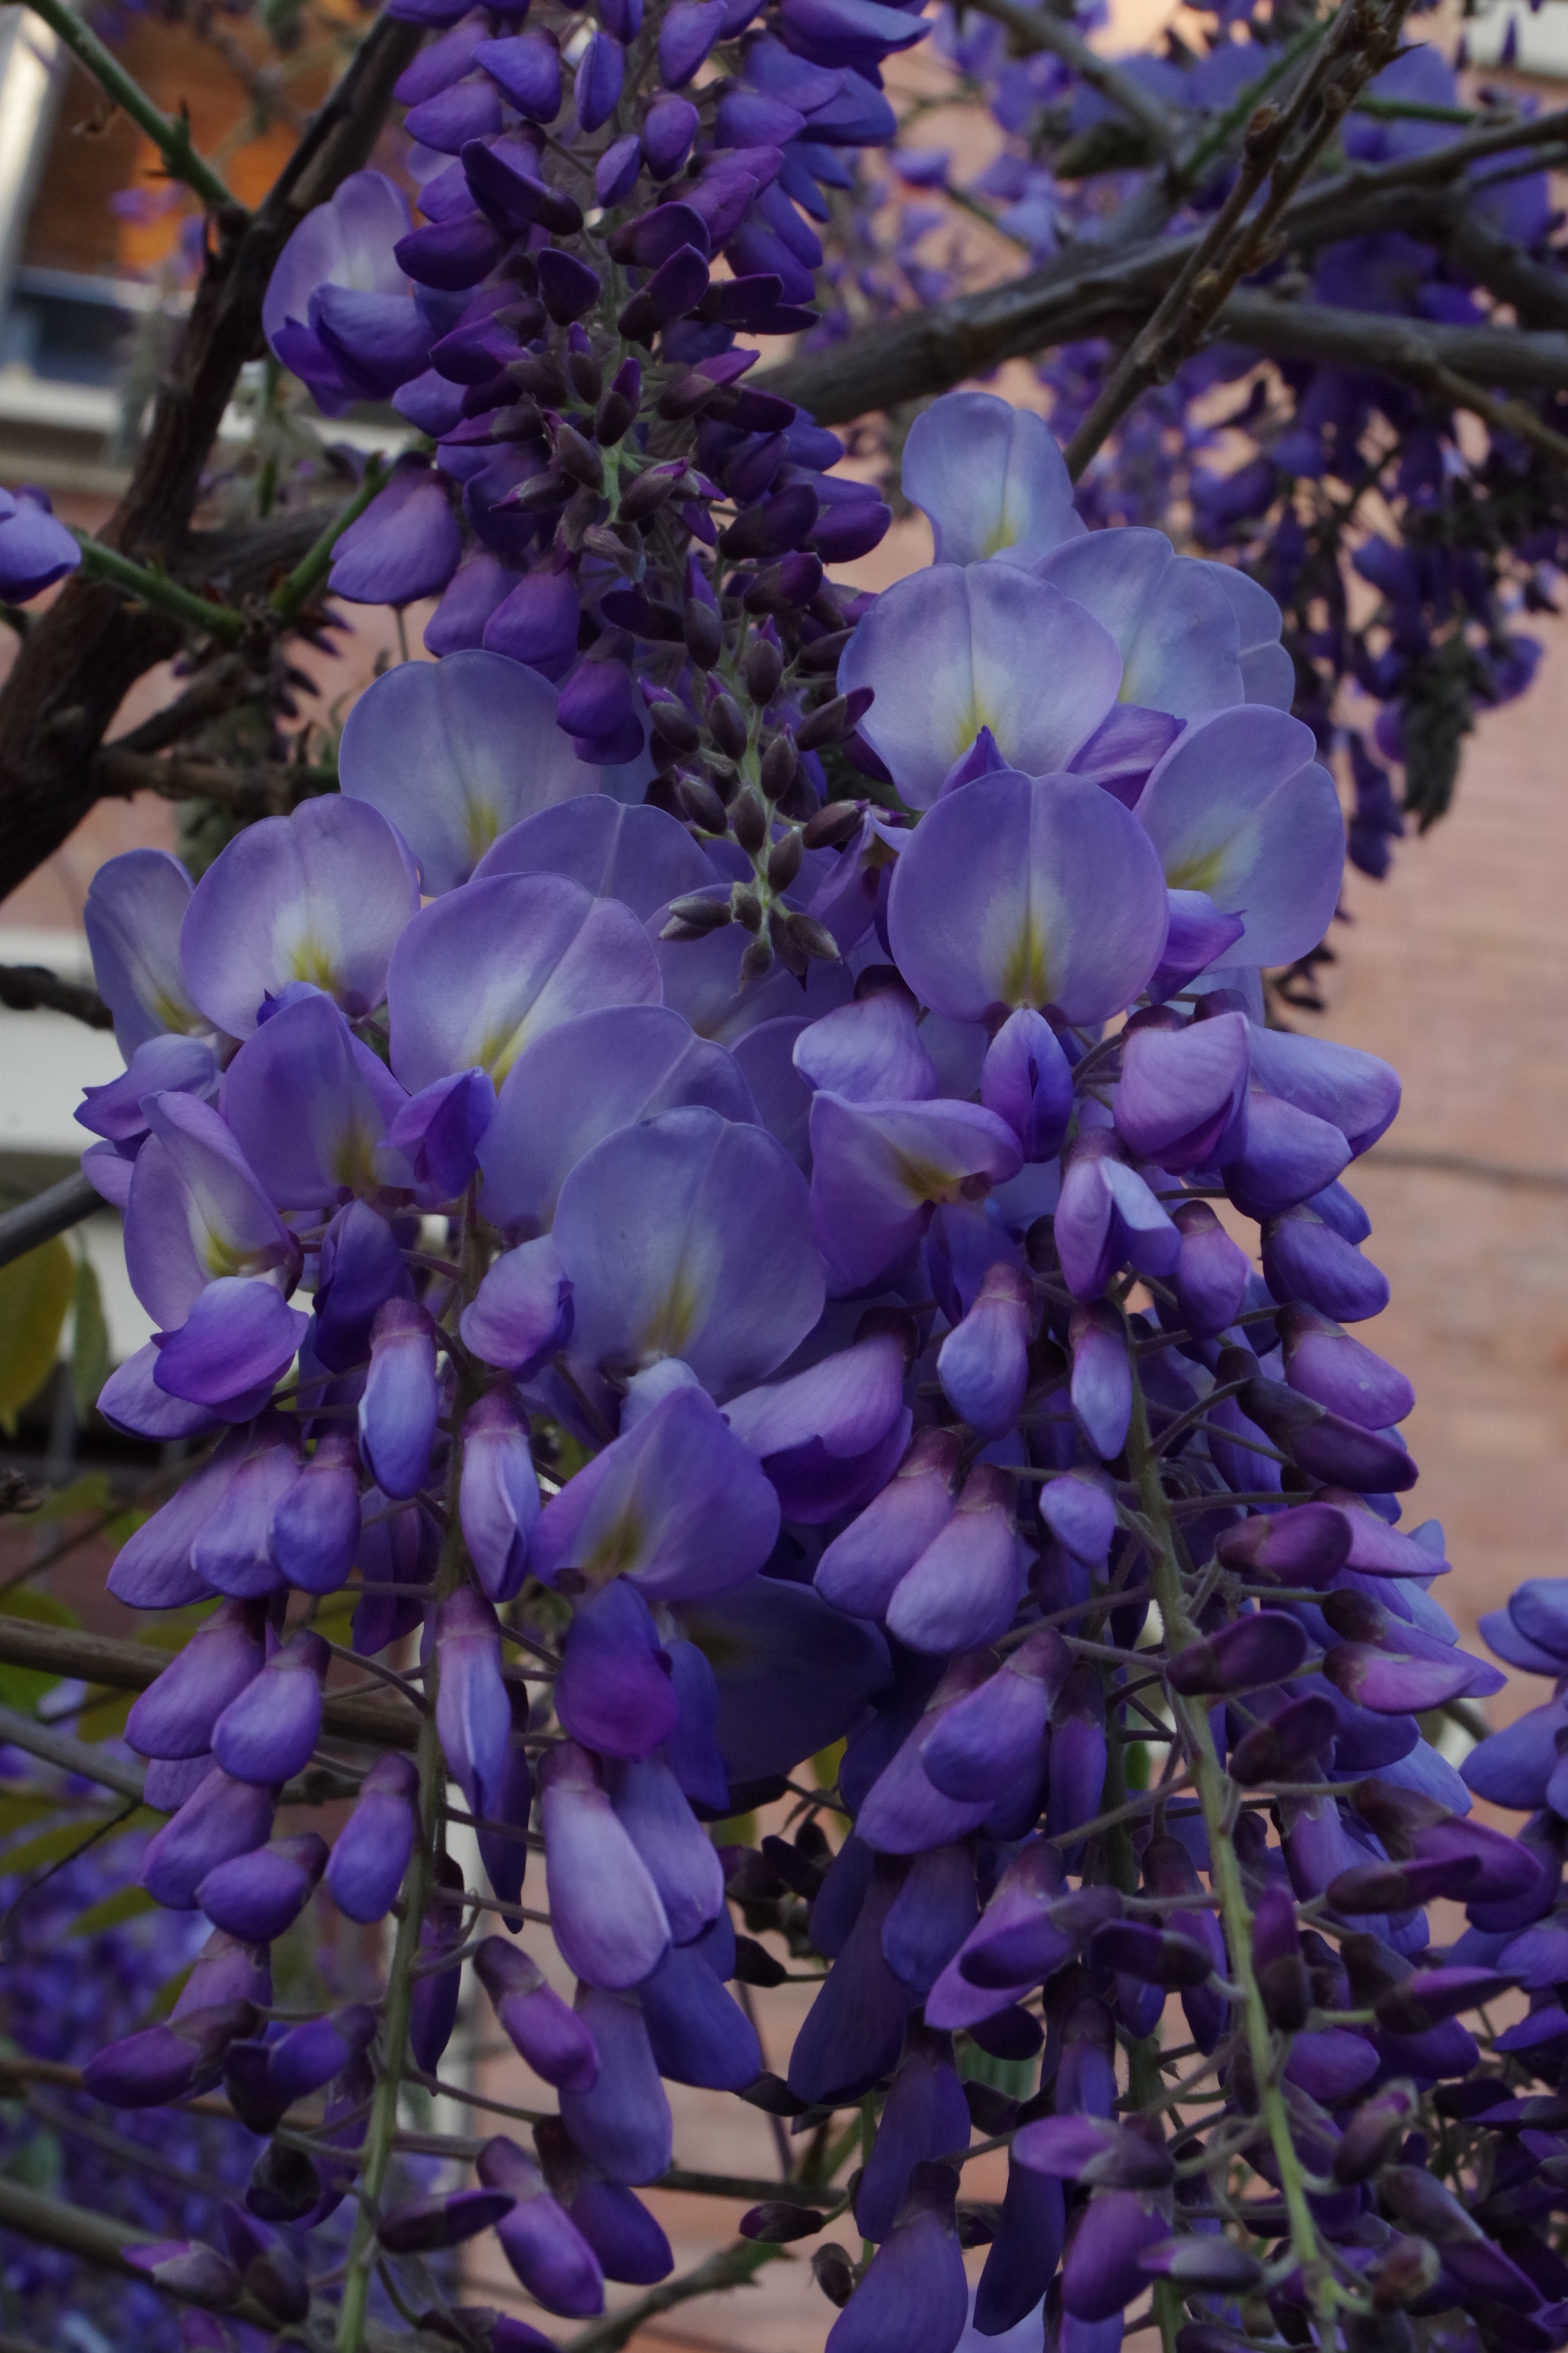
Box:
[0,1238,73,1426]
[30,1471,113,1525]
[66,1884,157,1938]
[0,1811,153,1877]
[0,1789,67,1839]
[71,1255,110,1425]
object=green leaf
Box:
[0,1809,154,1876]
[30,1471,113,1525]
[0,1238,73,1428]
[0,1789,68,1838]
[66,1883,157,1938]
[70,1255,110,1425]
[957,2041,1038,2101]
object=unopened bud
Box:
[732,887,763,934]
[731,788,768,855]
[802,797,863,850]
[657,369,722,420]
[676,775,728,832]
[760,734,798,803]
[798,626,854,675]
[665,893,732,934]
[811,2244,855,2307]
[783,911,840,964]
[795,687,872,751]
[739,931,774,985]
[741,2201,824,2243]
[595,387,634,445]
[566,351,601,411]
[509,350,568,404]
[650,699,701,757]
[620,461,685,525]
[684,597,723,669]
[767,829,803,893]
[554,423,604,492]
[769,906,808,979]
[708,693,749,761]
[1335,2083,1419,2183]
[1369,2235,1443,2310]
[744,637,784,705]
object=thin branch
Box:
[1062,0,1414,476]
[0,1617,422,1750]
[963,0,1178,155]
[21,0,240,214]
[0,1704,145,1802]
[92,744,325,818]
[71,535,246,647]
[0,964,112,1028]
[271,458,393,623]
[0,2177,278,2326]
[0,1172,104,1272]
[562,2241,786,2353]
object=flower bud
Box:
[1333,2081,1419,2182]
[795,686,872,751]
[538,249,601,323]
[359,1299,437,1501]
[744,637,784,706]
[762,736,801,804]
[84,1998,258,2108]
[475,1939,600,2090]
[124,2241,242,2305]
[197,1832,328,1942]
[126,1600,267,1762]
[1166,1611,1308,1696]
[211,1628,328,1786]
[1368,2235,1443,2310]
[326,1751,420,1923]
[268,2004,378,2108]
[379,2188,516,2253]
[664,893,731,934]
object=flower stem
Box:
[270,459,392,623]
[21,0,239,215]
[1125,1348,1338,2335]
[71,534,246,646]
[334,1192,486,2353]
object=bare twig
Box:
[0,1172,104,1270]
[963,0,1178,155]
[0,2177,278,2326]
[562,2241,786,2353]
[1062,0,1414,476]
[0,1617,422,1750]
[21,0,240,213]
[0,966,112,1028]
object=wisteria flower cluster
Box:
[42,382,1566,2353]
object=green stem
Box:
[72,534,245,645]
[270,459,392,623]
[1125,1346,1338,2337]
[21,0,238,214]
[335,1194,484,2353]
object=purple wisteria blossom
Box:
[57,376,1544,2353]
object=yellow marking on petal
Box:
[287,936,342,990]
[330,1117,384,1196]
[890,1147,962,1206]
[640,1270,702,1362]
[465,797,504,860]
[999,909,1050,1010]
[585,1509,647,1585]
[152,989,200,1034]
[1164,846,1228,897]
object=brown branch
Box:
[92,745,316,818]
[0,10,421,906]
[0,1617,422,1750]
[1062,0,1415,476]
[0,2177,278,2328]
[0,965,112,1027]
